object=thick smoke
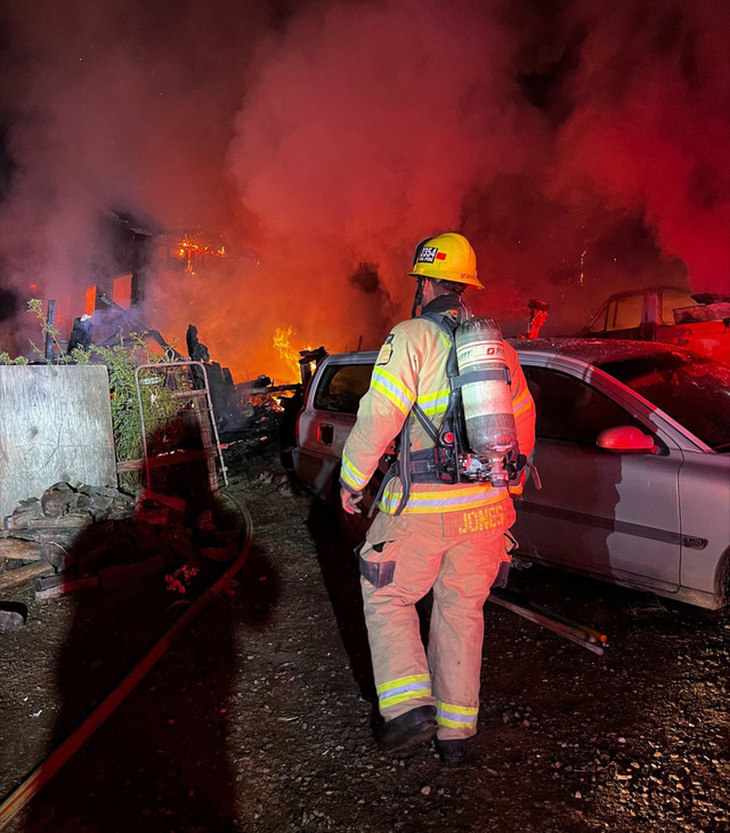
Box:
[226,0,536,362]
[0,0,728,378]
[0,0,270,358]
[551,0,730,293]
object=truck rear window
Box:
[313,364,374,414]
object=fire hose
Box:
[0,490,253,831]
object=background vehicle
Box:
[579,286,730,365]
[292,340,730,609]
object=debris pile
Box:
[222,383,301,474]
[0,481,241,619]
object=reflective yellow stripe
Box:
[437,715,477,729]
[371,367,415,415]
[377,674,432,709]
[380,688,433,709]
[379,487,508,514]
[512,389,533,417]
[377,673,431,694]
[341,470,360,491]
[341,452,368,490]
[513,401,533,418]
[436,701,478,715]
[436,701,478,729]
[416,388,450,416]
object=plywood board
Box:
[0,365,117,519]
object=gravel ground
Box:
[0,449,728,832]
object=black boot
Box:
[377,706,437,752]
[435,738,469,766]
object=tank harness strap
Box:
[368,463,397,518]
[408,447,439,482]
[376,301,471,514]
[394,416,412,516]
[452,367,512,387]
[411,401,439,443]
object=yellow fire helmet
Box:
[408,232,483,289]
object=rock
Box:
[41,482,76,518]
[38,533,78,571]
[27,514,93,532]
[3,499,42,529]
[0,606,26,633]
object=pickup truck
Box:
[292,340,730,609]
[292,351,379,542]
[578,286,730,365]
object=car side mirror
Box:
[597,426,657,454]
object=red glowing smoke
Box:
[0,0,727,378]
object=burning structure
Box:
[0,0,727,379]
[35,209,234,352]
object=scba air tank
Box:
[454,317,518,486]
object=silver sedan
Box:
[512,339,730,609]
[292,339,730,609]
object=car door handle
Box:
[317,423,334,446]
[681,535,707,550]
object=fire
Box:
[175,232,227,275]
[273,326,312,380]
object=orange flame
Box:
[175,232,227,275]
[273,326,312,381]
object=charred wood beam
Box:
[97,293,184,359]
[44,300,57,360]
[246,383,301,395]
[116,448,217,473]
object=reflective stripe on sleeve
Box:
[371,367,415,416]
[341,452,369,491]
[377,674,432,709]
[511,388,533,417]
[416,388,450,417]
[436,701,478,730]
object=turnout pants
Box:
[359,507,512,740]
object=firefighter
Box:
[340,232,536,765]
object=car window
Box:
[524,366,644,444]
[313,363,373,414]
[598,353,730,451]
[587,303,609,333]
[607,295,643,331]
[659,290,698,325]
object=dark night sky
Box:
[0,0,728,376]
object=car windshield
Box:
[597,352,730,451]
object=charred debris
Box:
[0,480,241,627]
[0,207,328,623]
[61,298,317,452]
[37,208,318,446]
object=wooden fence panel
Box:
[0,366,116,519]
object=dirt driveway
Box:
[1,455,728,832]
